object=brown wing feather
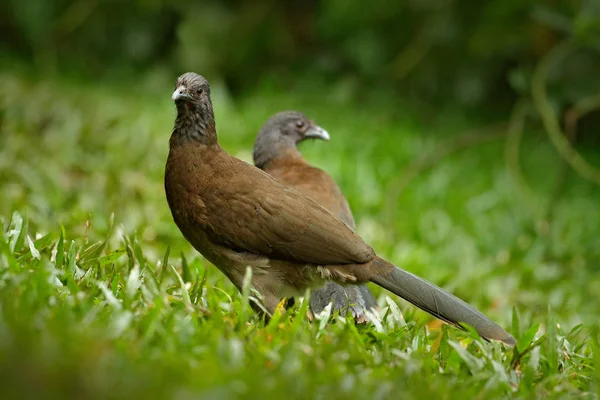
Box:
[196,152,374,265]
[266,163,356,229]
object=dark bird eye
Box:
[296,120,305,128]
[196,89,203,95]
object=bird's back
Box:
[264,157,356,229]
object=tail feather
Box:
[370,259,516,345]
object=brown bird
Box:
[253,111,378,323]
[164,72,516,345]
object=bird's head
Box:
[172,72,211,111]
[171,72,216,145]
[263,111,330,145]
[253,111,330,168]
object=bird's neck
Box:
[170,106,218,147]
[253,133,303,169]
[258,147,307,171]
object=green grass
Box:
[1,69,599,399]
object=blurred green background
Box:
[2,0,600,112]
[1,0,600,398]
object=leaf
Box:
[110,271,119,295]
[80,241,105,263]
[125,265,141,304]
[170,264,192,309]
[191,265,208,305]
[590,330,600,384]
[9,212,27,253]
[290,290,311,334]
[33,233,54,251]
[79,266,95,283]
[55,226,65,268]
[0,231,19,269]
[461,323,482,343]
[142,265,161,297]
[448,340,484,373]
[511,306,520,339]
[124,236,136,272]
[567,323,584,338]
[546,305,558,372]
[66,240,78,275]
[160,245,170,283]
[517,323,540,354]
[26,235,40,259]
[189,270,206,306]
[239,266,253,323]
[106,213,115,240]
[385,296,406,328]
[97,250,127,267]
[133,237,146,271]
[369,308,385,334]
[527,345,541,377]
[316,302,332,334]
[489,360,510,386]
[97,281,122,309]
[180,252,191,283]
[438,325,451,367]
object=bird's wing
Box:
[269,164,357,230]
[199,157,374,265]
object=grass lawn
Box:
[1,68,599,399]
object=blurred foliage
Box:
[1,0,600,112]
[0,70,599,398]
[1,1,600,397]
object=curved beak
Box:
[172,86,193,101]
[304,126,330,141]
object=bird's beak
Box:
[304,126,330,141]
[172,86,193,101]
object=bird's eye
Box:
[296,120,305,128]
[196,89,203,95]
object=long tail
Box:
[370,258,516,345]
